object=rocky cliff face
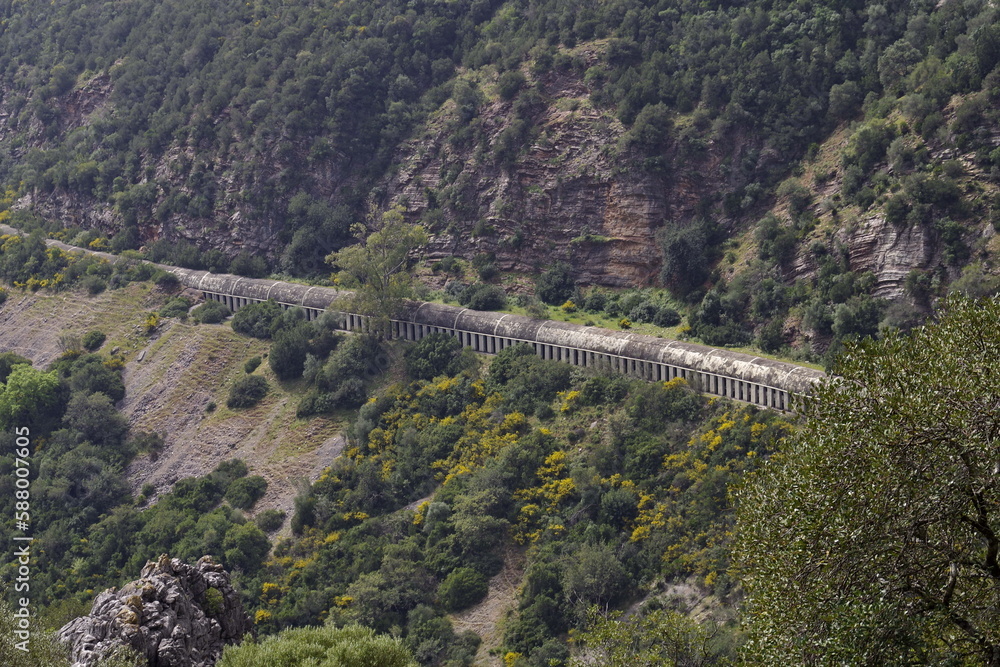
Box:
[13,53,970,300]
[388,98,667,287]
[385,67,764,288]
[5,57,767,289]
[58,555,252,667]
[844,213,941,299]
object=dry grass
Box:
[0,283,168,365]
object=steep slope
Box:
[386,57,679,287]
[3,0,1000,370]
[0,284,345,524]
[7,0,996,289]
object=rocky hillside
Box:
[58,556,252,667]
[2,0,996,287]
[0,275,774,666]
[0,284,346,523]
[3,0,1000,367]
[385,50,746,288]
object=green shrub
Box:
[599,488,639,529]
[0,352,31,383]
[244,356,262,374]
[0,600,79,667]
[503,595,566,655]
[225,475,268,510]
[580,375,629,406]
[657,219,720,297]
[405,332,462,380]
[802,299,833,335]
[562,543,630,607]
[228,252,268,278]
[756,215,798,266]
[488,344,572,413]
[333,378,368,408]
[222,522,270,573]
[212,459,250,486]
[317,335,384,394]
[80,274,107,295]
[841,119,895,173]
[626,380,703,427]
[776,178,813,217]
[535,403,555,420]
[622,102,673,152]
[67,353,126,401]
[627,301,658,323]
[445,280,468,301]
[193,300,232,324]
[153,270,180,289]
[433,255,461,274]
[535,262,575,305]
[65,391,129,448]
[232,300,284,338]
[832,295,887,340]
[269,323,311,380]
[217,625,414,667]
[203,587,224,617]
[81,330,106,351]
[497,70,526,100]
[471,252,497,281]
[438,567,488,612]
[757,318,786,353]
[583,290,606,312]
[227,375,269,409]
[159,297,192,319]
[653,306,681,327]
[255,509,286,532]
[460,283,506,310]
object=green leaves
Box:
[570,607,732,667]
[0,364,61,430]
[736,295,1000,664]
[327,206,427,338]
[217,625,415,667]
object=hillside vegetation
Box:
[2,0,1000,366]
[0,267,793,665]
[5,0,1000,663]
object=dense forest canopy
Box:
[0,0,995,250]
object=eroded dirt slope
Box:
[0,284,346,532]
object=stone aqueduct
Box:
[7,227,827,411]
[178,268,825,412]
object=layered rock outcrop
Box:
[386,74,672,288]
[845,214,940,299]
[58,555,253,667]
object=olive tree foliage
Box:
[0,599,142,666]
[326,206,428,338]
[570,607,733,667]
[0,599,68,667]
[217,624,415,667]
[736,296,1000,666]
